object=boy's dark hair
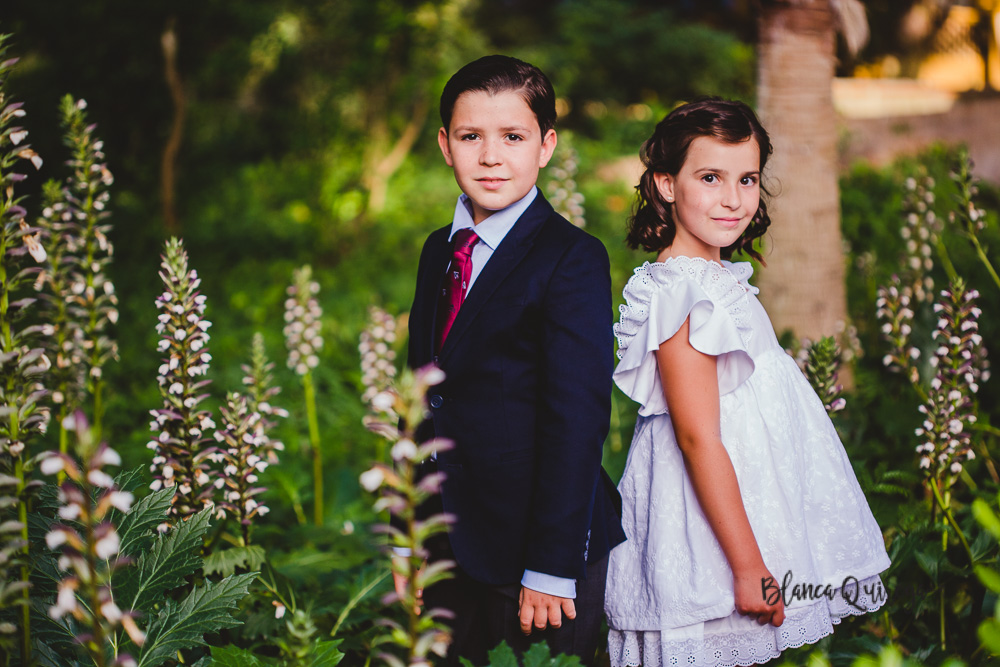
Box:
[440,55,557,136]
[626,98,774,264]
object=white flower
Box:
[108,491,134,512]
[59,504,82,521]
[95,531,120,559]
[359,467,385,492]
[50,584,78,619]
[371,391,395,412]
[274,602,286,619]
[391,439,418,461]
[46,529,69,549]
[101,600,123,623]
[88,470,115,488]
[40,454,65,476]
[96,447,122,467]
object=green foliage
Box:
[203,544,268,577]
[460,641,581,667]
[135,572,258,667]
[118,506,213,614]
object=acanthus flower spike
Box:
[148,238,218,520]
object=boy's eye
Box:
[461,133,480,141]
[505,133,523,142]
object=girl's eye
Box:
[740,176,758,186]
[702,174,718,184]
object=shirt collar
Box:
[448,186,539,250]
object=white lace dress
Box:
[605,257,891,667]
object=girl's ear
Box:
[653,172,675,204]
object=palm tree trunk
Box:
[756,0,848,345]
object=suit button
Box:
[429,394,444,409]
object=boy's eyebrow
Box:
[451,124,534,134]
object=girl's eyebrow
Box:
[692,167,760,177]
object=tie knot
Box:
[453,228,479,255]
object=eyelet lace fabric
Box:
[614,257,758,361]
[607,575,887,667]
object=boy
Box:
[406,55,625,665]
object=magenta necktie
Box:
[436,228,480,353]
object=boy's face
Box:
[438,90,557,225]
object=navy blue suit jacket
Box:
[408,192,625,586]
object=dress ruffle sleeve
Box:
[613,257,758,417]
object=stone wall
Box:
[838,94,1000,182]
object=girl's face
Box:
[654,135,761,263]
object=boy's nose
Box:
[479,140,502,166]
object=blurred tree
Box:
[529,0,754,128]
[755,0,867,344]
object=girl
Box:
[604,99,890,667]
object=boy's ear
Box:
[437,127,454,167]
[537,129,557,168]
[653,172,675,204]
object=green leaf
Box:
[978,565,1000,594]
[974,499,1000,541]
[137,572,258,667]
[522,642,581,667]
[206,644,273,666]
[979,618,1000,655]
[914,549,940,583]
[202,544,267,577]
[484,641,519,667]
[119,507,213,614]
[307,639,346,667]
[116,487,175,560]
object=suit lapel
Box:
[437,195,553,361]
[415,228,453,364]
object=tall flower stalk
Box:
[545,141,586,228]
[37,179,81,467]
[242,332,287,466]
[40,412,145,667]
[949,149,1000,292]
[901,172,944,301]
[360,306,399,462]
[879,276,989,648]
[283,265,324,526]
[148,238,218,520]
[361,365,453,667]
[57,96,117,438]
[802,336,846,414]
[0,35,51,662]
[214,392,271,547]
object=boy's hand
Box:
[392,557,424,615]
[518,586,575,634]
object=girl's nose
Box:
[721,182,741,209]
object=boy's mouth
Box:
[476,177,508,190]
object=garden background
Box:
[3,1,1000,666]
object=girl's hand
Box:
[734,566,784,627]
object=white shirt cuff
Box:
[521,570,576,599]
